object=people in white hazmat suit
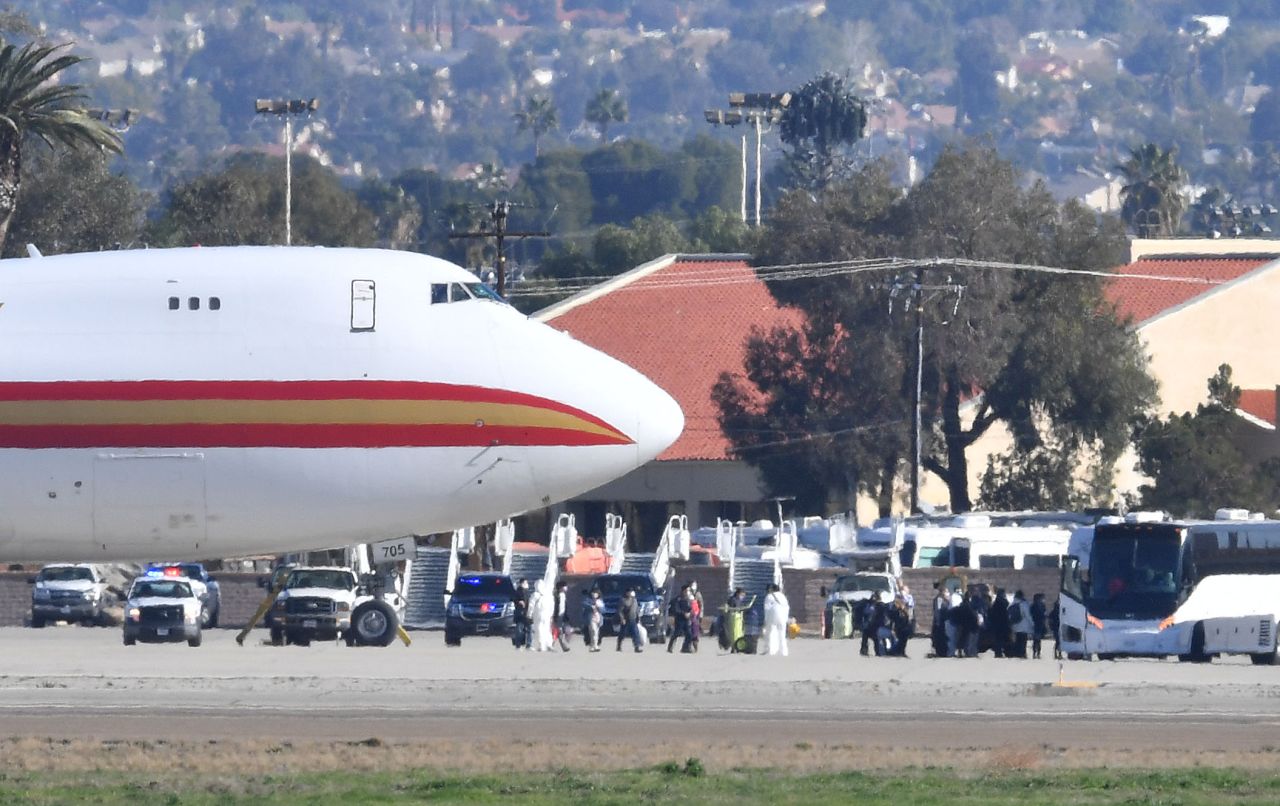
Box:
[529,580,554,651]
[763,583,790,656]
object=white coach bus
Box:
[1059,510,1280,664]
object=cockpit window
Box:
[431,281,505,304]
[466,283,503,302]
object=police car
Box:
[122,575,203,647]
[144,563,221,627]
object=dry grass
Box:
[1,736,1276,776]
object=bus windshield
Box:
[1086,532,1180,619]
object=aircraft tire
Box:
[349,600,397,647]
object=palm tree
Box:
[584,88,627,142]
[1116,143,1187,237]
[0,39,122,253]
[512,95,558,157]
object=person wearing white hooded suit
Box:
[763,583,790,656]
[529,580,555,651]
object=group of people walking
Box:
[506,577,791,656]
[929,585,1056,659]
[510,578,574,652]
[852,587,915,657]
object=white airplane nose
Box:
[631,376,683,463]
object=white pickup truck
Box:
[29,564,111,628]
[1171,574,1280,665]
[268,566,402,647]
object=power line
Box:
[508,256,1228,297]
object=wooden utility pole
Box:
[448,201,549,297]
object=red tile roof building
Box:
[1238,388,1278,429]
[537,245,1280,519]
[1105,255,1276,325]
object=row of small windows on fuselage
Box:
[168,296,221,311]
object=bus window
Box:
[899,539,917,570]
[919,547,945,566]
[1023,554,1061,569]
[978,555,1014,569]
[1061,556,1084,600]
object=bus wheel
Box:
[1250,650,1277,666]
[1096,653,1116,661]
[1178,623,1210,663]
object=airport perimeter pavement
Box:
[3,626,1280,755]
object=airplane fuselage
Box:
[0,247,682,561]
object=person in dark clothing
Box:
[951,594,981,657]
[986,588,1010,658]
[866,593,892,656]
[931,585,951,658]
[889,598,913,656]
[667,584,692,653]
[552,580,572,652]
[511,578,531,649]
[1030,592,1049,660]
[856,597,878,656]
[1049,597,1062,660]
[617,589,643,652]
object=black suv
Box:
[588,573,667,641]
[445,574,516,645]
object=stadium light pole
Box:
[727,92,790,228]
[254,98,319,246]
[703,108,746,223]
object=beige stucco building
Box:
[918,239,1280,511]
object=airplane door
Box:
[351,280,375,331]
[93,454,207,556]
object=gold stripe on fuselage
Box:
[0,399,626,441]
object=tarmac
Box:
[3,626,1280,759]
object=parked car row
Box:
[27,562,222,647]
